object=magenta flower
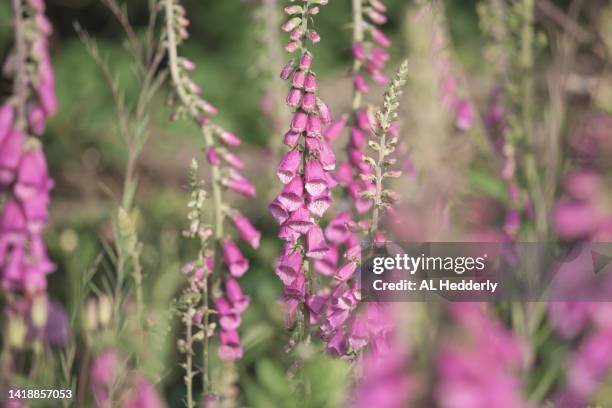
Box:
[276,250,303,285]
[122,376,166,408]
[306,225,328,259]
[226,278,250,313]
[283,130,301,147]
[304,158,327,196]
[277,149,301,184]
[278,176,305,212]
[307,190,332,217]
[291,111,308,133]
[231,212,261,249]
[218,329,243,360]
[286,88,302,108]
[270,0,333,345]
[301,92,316,112]
[222,238,249,278]
[215,296,241,331]
[91,349,120,405]
[314,245,338,276]
[286,206,314,234]
[0,129,24,187]
[217,130,241,147]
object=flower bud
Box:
[292,70,306,89]
[352,42,366,61]
[299,53,313,70]
[306,114,321,137]
[283,130,301,147]
[308,30,321,43]
[277,149,301,184]
[9,316,26,349]
[286,88,303,108]
[284,5,303,14]
[31,295,48,329]
[304,73,318,92]
[98,295,112,327]
[291,111,307,133]
[285,41,299,53]
[304,158,327,196]
[290,28,304,41]
[301,92,316,112]
[318,100,332,124]
[223,238,249,277]
[354,74,369,93]
[206,147,220,165]
[280,60,295,80]
[218,131,241,147]
[281,17,302,32]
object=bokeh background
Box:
[2,0,612,406]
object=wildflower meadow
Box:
[1,0,612,407]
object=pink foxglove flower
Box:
[122,377,166,408]
[164,0,257,374]
[231,212,261,249]
[1,1,56,299]
[218,329,243,360]
[270,0,334,340]
[223,238,249,278]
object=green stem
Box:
[165,0,223,395]
[185,312,194,408]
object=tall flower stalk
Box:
[331,0,393,216]
[320,61,408,359]
[270,0,335,352]
[1,0,56,385]
[163,0,258,400]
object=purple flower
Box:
[286,88,302,108]
[314,245,338,276]
[206,148,219,167]
[304,73,318,92]
[226,278,250,313]
[276,250,303,285]
[301,92,316,112]
[299,53,313,70]
[218,330,243,360]
[306,225,328,259]
[0,129,24,187]
[283,130,301,148]
[122,376,166,408]
[304,158,327,196]
[354,74,369,93]
[286,206,314,235]
[455,100,474,131]
[352,42,366,61]
[280,61,295,80]
[222,238,249,277]
[277,149,301,184]
[91,350,120,405]
[215,296,241,330]
[307,190,331,217]
[325,212,353,245]
[306,114,322,137]
[269,199,290,225]
[323,118,345,142]
[291,111,307,133]
[277,176,304,212]
[291,70,306,89]
[231,212,261,249]
[217,130,241,147]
